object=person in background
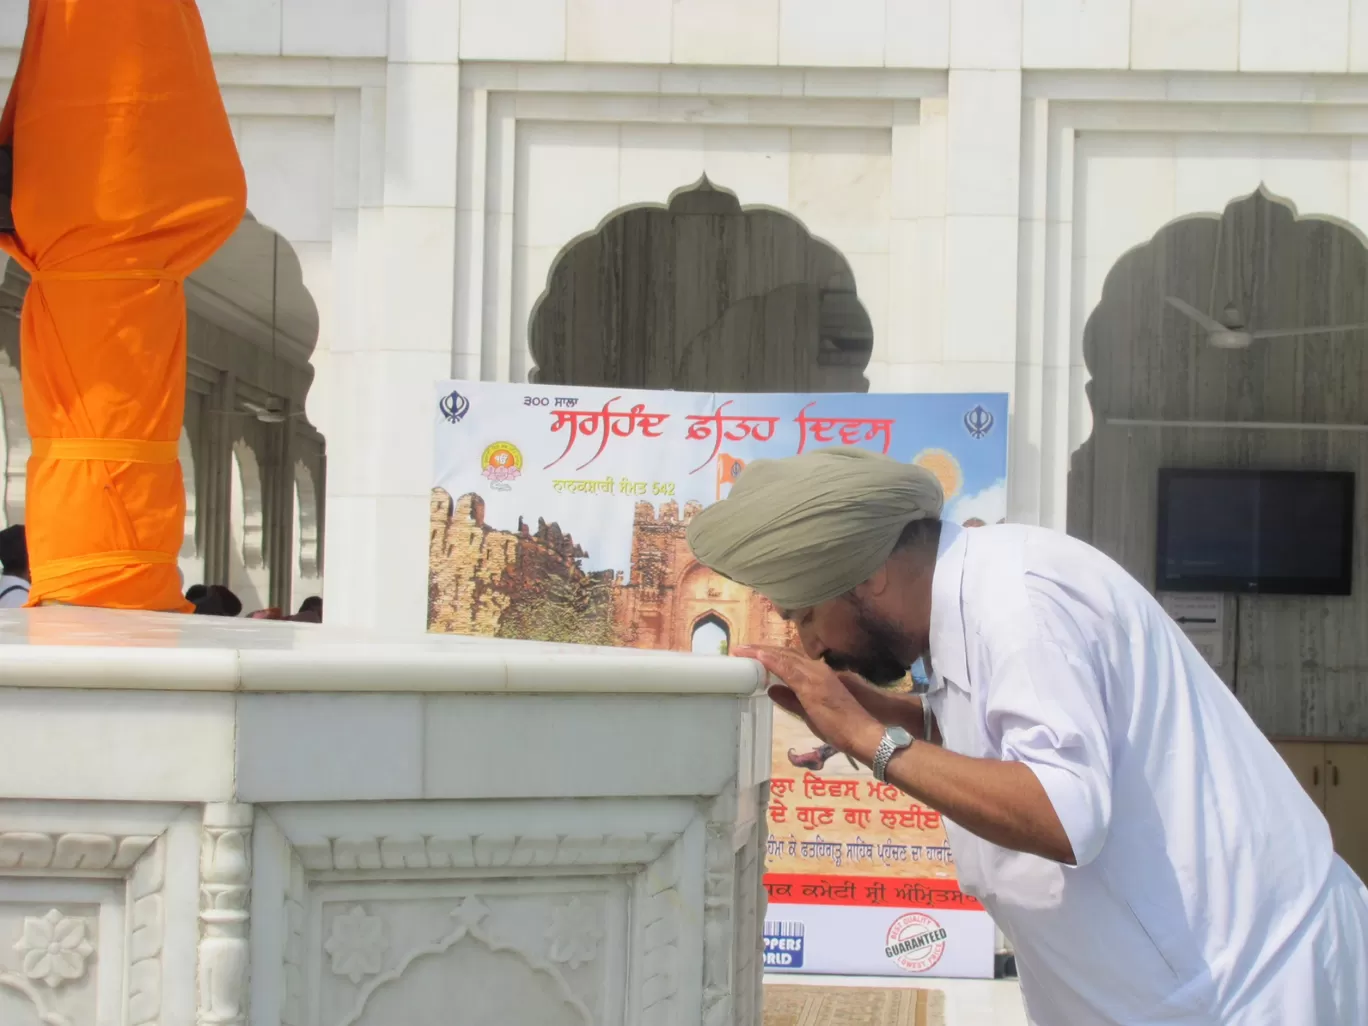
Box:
[191,584,242,617]
[291,595,322,623]
[0,524,31,609]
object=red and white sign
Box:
[763,900,995,979]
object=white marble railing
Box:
[0,609,771,1026]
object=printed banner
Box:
[428,381,1009,978]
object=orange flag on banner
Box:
[717,454,745,500]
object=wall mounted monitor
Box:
[1155,469,1355,596]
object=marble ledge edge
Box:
[0,643,769,696]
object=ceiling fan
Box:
[1165,296,1368,350]
[232,397,304,424]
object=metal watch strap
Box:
[872,727,912,783]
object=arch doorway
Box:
[1068,186,1368,736]
[528,177,874,393]
[690,612,731,655]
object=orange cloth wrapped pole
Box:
[0,0,246,610]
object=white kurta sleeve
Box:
[983,640,1113,867]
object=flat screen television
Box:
[1155,469,1355,595]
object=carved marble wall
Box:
[244,790,766,1026]
[0,804,200,1026]
[0,615,771,1026]
[0,795,766,1026]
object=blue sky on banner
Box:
[432,382,1009,576]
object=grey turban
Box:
[686,447,944,610]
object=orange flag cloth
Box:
[0,0,246,610]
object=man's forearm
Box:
[847,721,1074,864]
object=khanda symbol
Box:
[963,404,994,440]
[440,390,470,424]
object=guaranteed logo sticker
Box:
[884,911,947,973]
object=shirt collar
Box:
[928,520,971,694]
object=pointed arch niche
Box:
[1068,186,1368,737]
[528,178,873,393]
[690,612,731,655]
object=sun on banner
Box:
[429,381,1009,978]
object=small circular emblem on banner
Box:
[480,441,523,491]
[884,911,947,973]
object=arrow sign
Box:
[1159,593,1225,668]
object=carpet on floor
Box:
[763,984,946,1026]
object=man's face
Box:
[783,590,926,687]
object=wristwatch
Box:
[872,725,914,783]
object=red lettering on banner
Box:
[800,774,860,801]
[794,402,894,455]
[867,781,901,803]
[545,397,670,471]
[843,807,872,829]
[684,401,780,473]
[769,798,789,823]
[762,873,983,910]
[795,806,836,830]
[770,777,795,798]
[880,803,942,831]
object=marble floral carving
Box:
[14,909,95,988]
[324,906,386,984]
[546,898,601,970]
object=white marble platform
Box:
[0,608,771,1026]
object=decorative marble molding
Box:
[198,804,254,1026]
[128,836,167,1026]
[702,793,739,1026]
[281,848,307,1026]
[0,815,172,1026]
[0,831,156,871]
[295,832,677,873]
[637,835,683,1026]
[335,896,594,1026]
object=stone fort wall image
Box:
[427,487,792,650]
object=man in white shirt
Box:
[687,447,1368,1026]
[0,524,29,609]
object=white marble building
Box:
[5,1,1368,631]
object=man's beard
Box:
[822,601,913,687]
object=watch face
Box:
[887,726,913,746]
